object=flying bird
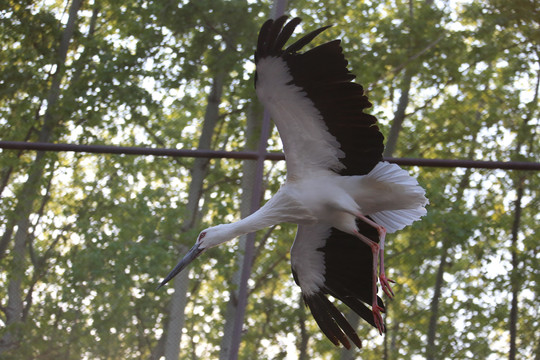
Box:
[159,16,428,349]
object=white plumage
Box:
[159,16,428,350]
[256,56,346,176]
[290,224,329,295]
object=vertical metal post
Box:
[227,2,287,359]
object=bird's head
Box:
[157,224,234,289]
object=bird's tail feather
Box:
[365,161,428,233]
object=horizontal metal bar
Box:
[384,157,540,171]
[1,141,539,171]
[0,140,283,160]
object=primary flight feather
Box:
[159,16,428,349]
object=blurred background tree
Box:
[0,0,537,359]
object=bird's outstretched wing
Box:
[255,16,384,178]
[290,221,384,349]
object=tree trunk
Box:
[383,68,413,158]
[0,0,84,352]
[425,244,449,360]
[161,72,226,360]
[0,0,83,260]
[508,177,523,360]
[219,104,261,359]
[163,267,190,360]
[389,312,400,360]
[0,126,35,201]
[297,294,310,360]
[382,301,399,360]
[508,59,538,360]
[425,148,474,360]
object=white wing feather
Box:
[256,57,345,178]
[290,224,330,295]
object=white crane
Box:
[159,16,428,349]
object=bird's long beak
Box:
[157,243,204,289]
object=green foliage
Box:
[0,0,538,359]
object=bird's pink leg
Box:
[353,229,385,335]
[377,227,395,298]
[356,214,395,298]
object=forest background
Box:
[0,0,538,359]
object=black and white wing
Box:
[255,16,384,178]
[290,221,384,349]
[256,16,388,349]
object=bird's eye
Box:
[198,232,206,241]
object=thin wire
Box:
[1,141,539,170]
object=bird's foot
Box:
[379,273,395,299]
[372,304,385,335]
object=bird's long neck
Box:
[221,209,277,240]
[210,187,313,247]
[219,187,308,241]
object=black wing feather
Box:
[291,220,384,349]
[304,293,351,348]
[285,25,333,54]
[322,220,385,330]
[322,296,363,349]
[255,16,384,176]
[267,16,289,51]
[255,19,274,62]
[272,16,301,54]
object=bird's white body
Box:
[160,17,429,349]
[200,161,426,250]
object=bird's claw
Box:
[380,274,395,298]
[372,304,385,335]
